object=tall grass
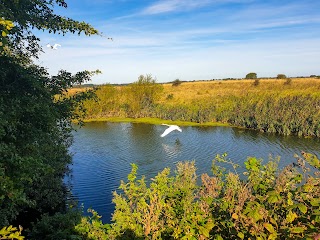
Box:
[80,78,320,137]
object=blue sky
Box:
[37,0,320,84]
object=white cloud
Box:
[35,0,320,84]
[36,34,320,84]
[141,0,212,15]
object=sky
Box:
[36,0,320,84]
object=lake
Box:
[67,122,320,223]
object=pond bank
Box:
[83,117,231,127]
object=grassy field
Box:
[159,78,320,104]
[73,77,320,104]
[75,77,320,136]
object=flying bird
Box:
[46,43,61,50]
[160,124,182,137]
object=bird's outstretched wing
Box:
[161,127,174,137]
[161,125,182,137]
[175,126,182,132]
[52,44,61,49]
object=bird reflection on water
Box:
[162,139,182,158]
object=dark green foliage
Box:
[1,0,100,234]
[0,56,96,228]
[277,74,287,79]
[29,210,83,240]
[245,72,257,79]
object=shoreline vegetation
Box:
[83,117,230,127]
[78,77,320,137]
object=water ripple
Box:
[67,122,320,223]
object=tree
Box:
[277,74,287,79]
[0,56,97,227]
[126,74,163,115]
[245,72,257,79]
[0,0,100,232]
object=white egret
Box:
[46,43,61,50]
[160,124,182,137]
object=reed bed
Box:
[80,78,320,137]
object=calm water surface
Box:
[67,122,320,223]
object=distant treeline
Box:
[72,83,96,88]
[81,75,320,137]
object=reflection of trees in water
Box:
[232,127,320,153]
[194,126,220,133]
[128,123,163,166]
[129,123,160,148]
[130,123,156,137]
[73,121,109,131]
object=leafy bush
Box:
[0,56,96,228]
[75,209,111,240]
[83,152,319,239]
[29,210,82,240]
[1,0,99,232]
[126,74,164,115]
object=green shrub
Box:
[101,152,320,239]
[126,74,164,115]
[30,210,82,240]
[75,209,110,240]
